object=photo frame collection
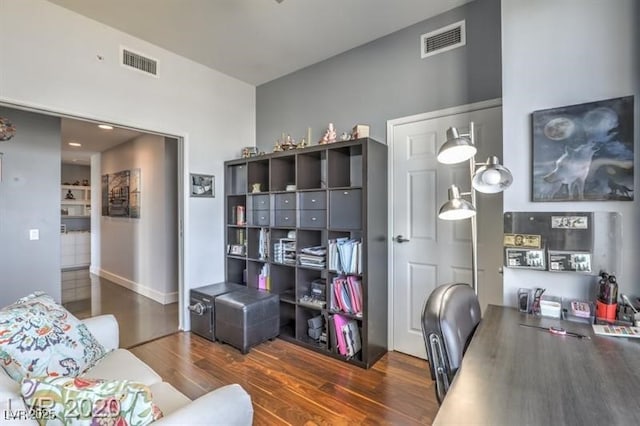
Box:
[503,213,593,273]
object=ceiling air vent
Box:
[421,20,466,59]
[121,47,158,77]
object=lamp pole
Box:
[468,122,478,295]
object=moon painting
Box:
[531,96,634,202]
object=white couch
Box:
[0,314,254,425]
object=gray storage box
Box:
[329,189,362,229]
[215,290,280,354]
[274,193,296,209]
[273,209,296,227]
[299,191,326,210]
[299,210,326,228]
[252,210,270,226]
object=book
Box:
[592,324,640,338]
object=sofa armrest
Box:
[152,384,253,425]
[82,314,119,352]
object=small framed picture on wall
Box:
[190,173,214,197]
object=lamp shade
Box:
[472,156,513,194]
[438,185,476,220]
[437,127,477,165]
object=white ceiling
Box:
[47,0,474,85]
[60,118,143,165]
[52,0,473,161]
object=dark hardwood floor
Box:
[60,272,437,422]
[131,332,438,425]
[64,271,179,348]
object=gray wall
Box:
[100,134,178,301]
[256,0,501,148]
[502,0,639,304]
[61,164,90,186]
[0,107,61,305]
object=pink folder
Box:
[333,314,348,355]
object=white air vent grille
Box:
[121,48,158,76]
[421,20,466,59]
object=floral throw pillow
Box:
[21,376,163,426]
[0,292,106,382]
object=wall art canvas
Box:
[190,173,214,197]
[532,96,634,201]
[102,168,141,218]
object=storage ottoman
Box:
[215,290,280,354]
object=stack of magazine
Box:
[298,245,326,268]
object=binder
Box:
[328,315,338,353]
[343,320,362,357]
[333,279,347,312]
[333,314,349,355]
[347,276,362,314]
[339,280,353,314]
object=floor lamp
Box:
[436,122,513,294]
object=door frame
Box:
[385,98,502,351]
[0,99,189,330]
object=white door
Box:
[388,102,503,359]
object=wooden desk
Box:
[434,305,640,425]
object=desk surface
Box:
[434,305,640,425]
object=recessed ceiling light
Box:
[98,124,113,130]
[68,142,82,147]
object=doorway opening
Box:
[0,101,185,348]
[58,115,182,347]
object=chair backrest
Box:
[421,282,481,404]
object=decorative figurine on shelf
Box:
[282,134,297,150]
[242,147,251,158]
[65,190,75,200]
[297,137,308,149]
[273,140,283,152]
[319,123,337,144]
[340,132,350,141]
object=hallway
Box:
[63,269,179,348]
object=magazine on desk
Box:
[592,324,640,338]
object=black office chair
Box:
[421,283,481,404]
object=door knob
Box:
[394,235,410,243]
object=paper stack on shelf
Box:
[328,238,362,274]
[298,245,326,268]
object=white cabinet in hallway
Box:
[61,231,90,269]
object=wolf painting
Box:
[532,96,634,201]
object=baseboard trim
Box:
[96,269,178,305]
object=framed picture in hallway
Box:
[102,168,141,218]
[190,173,214,197]
[531,96,634,202]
